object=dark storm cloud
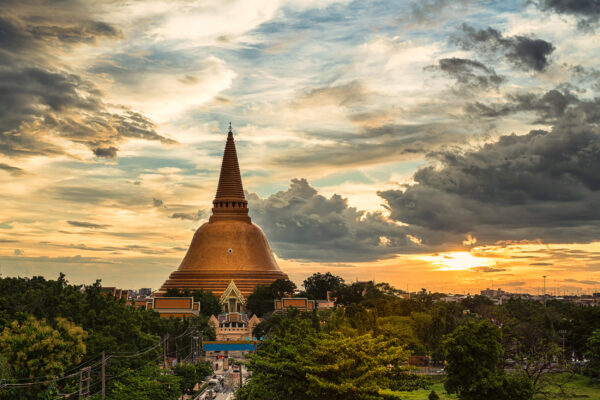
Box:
[67,220,111,229]
[0,3,174,161]
[0,66,174,158]
[534,0,600,30]
[93,147,118,158]
[379,101,600,247]
[466,88,579,123]
[426,57,504,91]
[451,24,555,72]
[247,178,420,262]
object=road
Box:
[211,365,247,400]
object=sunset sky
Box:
[1,0,600,295]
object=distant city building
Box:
[138,288,152,298]
[480,288,508,298]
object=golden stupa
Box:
[159,125,288,298]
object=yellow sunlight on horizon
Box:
[420,251,496,271]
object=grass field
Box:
[390,374,600,399]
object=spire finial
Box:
[228,121,232,134]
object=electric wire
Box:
[0,327,199,392]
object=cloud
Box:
[426,57,504,91]
[533,0,600,30]
[0,254,113,264]
[379,99,600,248]
[153,198,164,208]
[471,266,506,273]
[466,88,579,123]
[564,278,600,285]
[169,210,204,221]
[0,7,175,160]
[502,281,526,287]
[67,220,111,229]
[451,24,555,72]
[248,178,420,262]
[93,147,118,159]
[292,81,368,108]
[0,163,25,176]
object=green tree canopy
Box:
[442,320,533,400]
[246,279,297,317]
[0,316,87,379]
[302,272,344,300]
[238,317,426,400]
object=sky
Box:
[1,0,600,295]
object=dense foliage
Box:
[237,316,428,400]
[0,274,214,399]
[302,272,344,300]
[245,274,600,399]
[443,320,534,400]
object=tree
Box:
[0,316,87,379]
[174,363,199,394]
[108,365,182,400]
[174,361,213,394]
[303,272,344,300]
[246,280,297,317]
[442,320,533,400]
[269,279,296,299]
[246,286,276,317]
[238,317,425,400]
[586,329,600,379]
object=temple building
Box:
[158,124,289,299]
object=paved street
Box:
[202,363,247,400]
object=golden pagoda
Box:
[158,124,288,298]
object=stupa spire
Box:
[210,124,249,222]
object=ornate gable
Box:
[220,280,245,305]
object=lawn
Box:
[537,373,600,399]
[390,374,600,399]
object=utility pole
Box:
[79,366,91,399]
[558,330,567,357]
[163,334,169,370]
[543,275,547,306]
[101,351,106,399]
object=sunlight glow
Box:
[420,251,496,271]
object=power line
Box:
[0,328,198,392]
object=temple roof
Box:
[214,124,245,202]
